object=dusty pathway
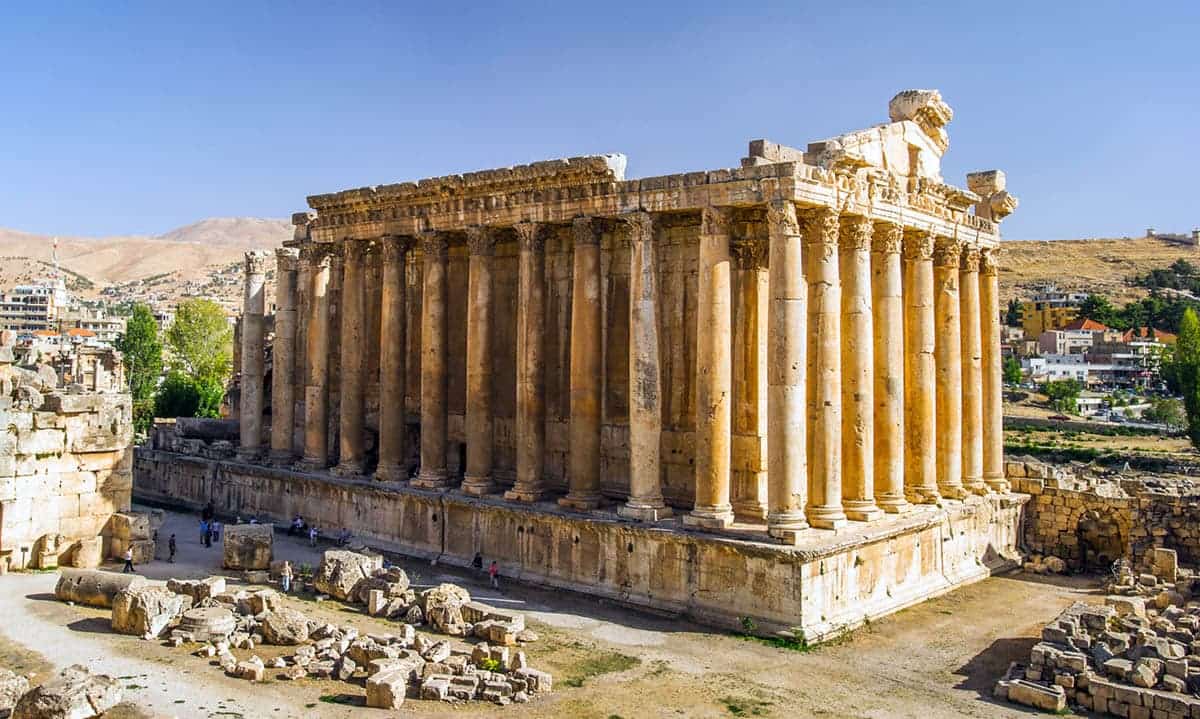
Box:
[0,506,1099,718]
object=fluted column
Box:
[686,207,735,529]
[959,247,987,494]
[414,231,451,489]
[934,237,966,499]
[269,248,299,464]
[560,217,604,510]
[731,238,769,521]
[765,200,808,542]
[375,236,409,482]
[238,251,269,460]
[902,230,938,503]
[299,244,333,471]
[803,208,847,529]
[462,226,497,496]
[333,240,367,476]
[619,212,672,521]
[870,223,908,513]
[980,248,1008,492]
[505,222,549,502]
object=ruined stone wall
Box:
[1130,491,1200,570]
[1,393,133,570]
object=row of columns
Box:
[243,202,1007,539]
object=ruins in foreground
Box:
[138,89,1024,640]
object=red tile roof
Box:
[1060,318,1110,331]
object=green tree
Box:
[115,303,163,435]
[1143,397,1186,430]
[165,299,233,385]
[1004,299,1022,327]
[1077,294,1124,329]
[1172,308,1200,448]
[154,371,201,418]
[1002,356,1023,385]
[1041,378,1082,414]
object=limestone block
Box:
[71,537,103,568]
[112,585,190,638]
[173,606,237,643]
[514,667,553,693]
[167,576,226,602]
[261,608,310,645]
[54,568,145,608]
[16,428,64,456]
[420,583,471,634]
[0,666,30,718]
[223,524,273,570]
[109,537,155,564]
[313,549,382,601]
[365,669,407,709]
[11,664,122,719]
[420,676,451,701]
[1003,679,1065,712]
[1153,548,1179,583]
[108,512,151,541]
[248,589,283,615]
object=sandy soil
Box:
[0,506,1101,719]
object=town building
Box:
[0,280,70,334]
[138,89,1026,641]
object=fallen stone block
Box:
[421,583,471,634]
[0,667,30,718]
[223,524,273,570]
[1002,679,1066,713]
[167,576,227,602]
[261,608,310,645]
[313,550,383,602]
[234,657,265,682]
[1152,548,1179,583]
[54,569,145,608]
[108,537,155,565]
[173,606,237,643]
[420,676,451,701]
[247,589,283,615]
[365,669,407,710]
[421,640,452,663]
[70,537,103,569]
[11,664,122,719]
[515,667,552,693]
[1106,595,1147,618]
[112,585,190,638]
[108,512,151,541]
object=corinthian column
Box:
[270,248,299,464]
[870,223,908,513]
[560,217,604,510]
[462,226,497,496]
[685,207,735,530]
[333,239,367,476]
[619,212,672,521]
[980,248,1008,492]
[959,247,987,494]
[803,207,847,529]
[933,237,966,499]
[765,200,808,542]
[902,230,938,503]
[238,250,268,460]
[299,244,333,471]
[839,215,882,522]
[505,222,549,502]
[413,231,451,489]
[375,236,409,482]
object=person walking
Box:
[122,547,135,573]
[200,519,209,546]
[471,552,483,575]
[488,560,500,590]
[168,534,176,563]
[308,525,318,547]
[211,520,222,543]
[280,561,293,593]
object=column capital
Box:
[419,231,449,259]
[342,238,368,262]
[275,247,300,272]
[513,221,545,253]
[700,206,732,236]
[870,221,903,255]
[980,247,1002,276]
[299,243,335,268]
[960,247,981,273]
[380,234,411,262]
[618,211,653,246]
[466,225,499,256]
[572,216,602,246]
[901,229,934,261]
[766,199,800,237]
[731,240,767,270]
[932,237,964,268]
[800,206,839,246]
[244,250,270,275]
[838,214,872,252]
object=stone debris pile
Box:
[997,560,1200,717]
[8,664,122,719]
[52,550,550,709]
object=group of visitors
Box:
[471,553,502,590]
[199,502,222,547]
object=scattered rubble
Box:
[0,667,30,718]
[11,664,122,719]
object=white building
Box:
[0,280,70,333]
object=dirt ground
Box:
[0,506,1102,719]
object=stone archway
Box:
[1075,509,1125,571]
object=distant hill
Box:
[0,218,290,295]
[1000,236,1200,305]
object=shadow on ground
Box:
[67,616,114,634]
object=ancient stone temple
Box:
[138,89,1025,640]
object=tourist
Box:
[211,520,222,543]
[472,552,483,574]
[167,534,176,563]
[308,525,318,547]
[280,561,293,593]
[289,515,305,536]
[122,546,135,574]
[489,560,500,590]
[337,527,351,546]
[199,519,209,546]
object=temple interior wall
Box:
[134,447,1025,640]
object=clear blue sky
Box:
[1,1,1196,241]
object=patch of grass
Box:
[561,651,640,688]
[738,634,812,652]
[721,695,773,716]
[478,657,502,672]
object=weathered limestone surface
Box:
[111,585,190,637]
[11,665,122,719]
[223,524,273,570]
[55,569,145,608]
